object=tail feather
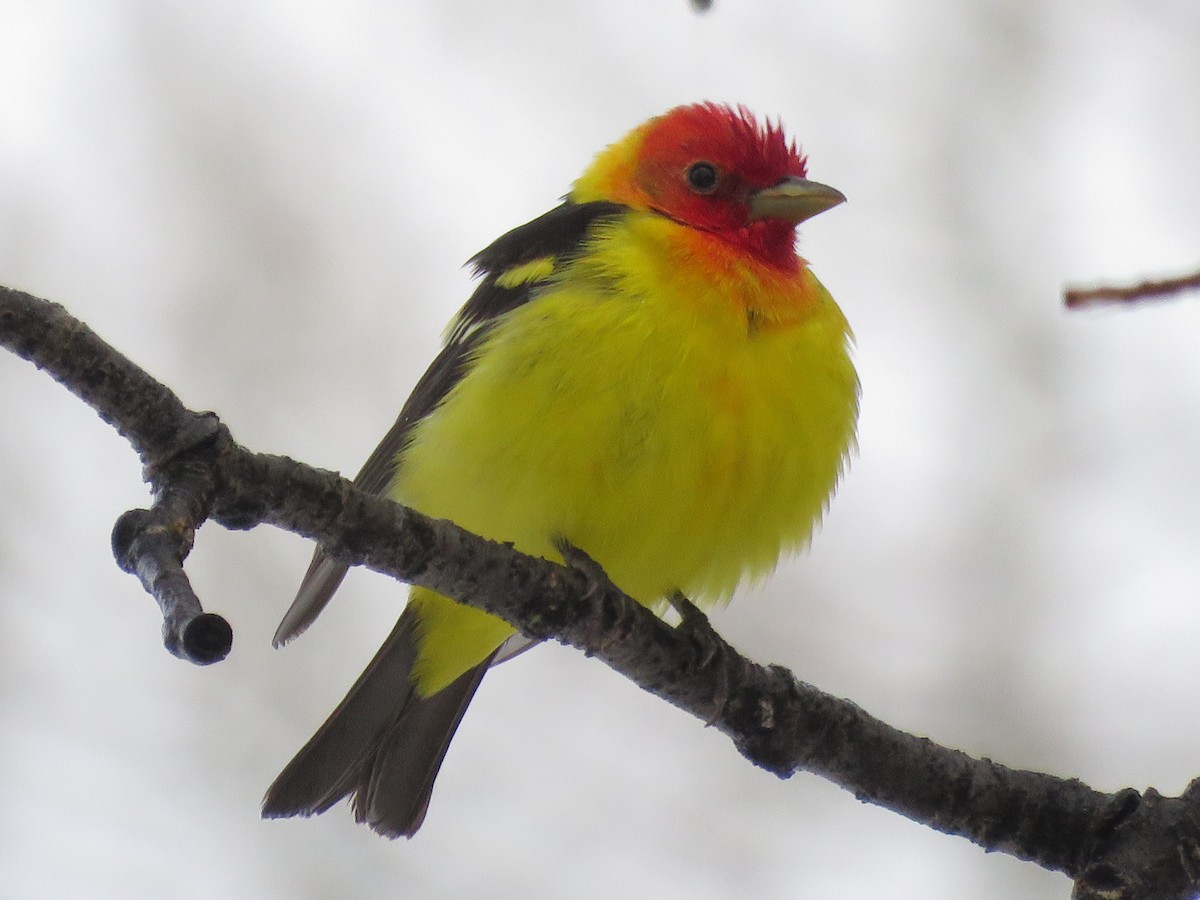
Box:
[353,660,490,837]
[263,609,493,837]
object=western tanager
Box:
[263,102,858,837]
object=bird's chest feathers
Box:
[459,260,845,483]
[395,225,856,600]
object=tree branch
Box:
[3,282,1199,899]
[1064,267,1200,309]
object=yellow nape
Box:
[570,117,655,210]
[392,208,857,696]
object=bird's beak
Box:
[747,177,846,224]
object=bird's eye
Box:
[686,162,719,194]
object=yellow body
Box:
[393,211,857,694]
[264,104,859,838]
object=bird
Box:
[262,102,859,838]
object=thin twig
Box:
[1064,268,1200,309]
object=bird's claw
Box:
[667,591,731,723]
[553,537,614,587]
[667,592,721,661]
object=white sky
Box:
[1,2,1199,898]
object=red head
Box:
[572,103,844,270]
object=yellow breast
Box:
[393,212,858,693]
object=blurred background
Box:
[2,1,1199,897]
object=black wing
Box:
[272,200,627,645]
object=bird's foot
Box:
[667,591,731,723]
[552,536,613,589]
